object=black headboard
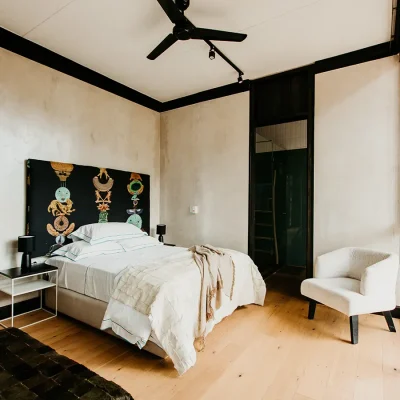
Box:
[26,159,150,257]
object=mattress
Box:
[45,245,186,349]
[46,245,185,302]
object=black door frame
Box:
[306,68,315,279]
[248,66,315,279]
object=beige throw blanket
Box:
[101,247,266,375]
[189,244,235,350]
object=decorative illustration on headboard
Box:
[46,162,76,245]
[27,159,150,257]
[126,173,144,228]
[93,168,114,223]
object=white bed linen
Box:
[102,248,266,374]
[46,245,184,302]
[45,245,184,348]
[46,245,266,374]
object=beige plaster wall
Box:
[0,48,161,272]
[314,56,400,304]
[160,93,250,253]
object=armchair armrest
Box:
[360,254,399,297]
[314,248,352,279]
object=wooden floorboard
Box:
[6,277,399,400]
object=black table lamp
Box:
[18,235,35,270]
[156,224,166,243]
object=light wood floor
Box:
[5,279,400,400]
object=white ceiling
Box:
[0,0,393,102]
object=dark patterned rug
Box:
[0,327,134,400]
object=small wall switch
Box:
[190,205,199,214]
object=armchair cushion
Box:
[346,248,394,281]
[314,248,354,279]
[301,278,395,316]
[314,247,396,281]
[360,255,399,297]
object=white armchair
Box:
[300,247,399,344]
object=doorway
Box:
[254,121,308,278]
[249,67,314,280]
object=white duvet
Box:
[101,247,266,375]
[46,245,182,302]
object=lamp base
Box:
[21,252,32,271]
[158,235,164,243]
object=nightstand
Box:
[0,263,58,329]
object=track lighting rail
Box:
[204,39,244,82]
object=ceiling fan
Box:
[147,0,247,60]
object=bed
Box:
[26,159,266,374]
[44,243,266,374]
[45,245,182,357]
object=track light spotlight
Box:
[238,74,243,84]
[209,47,215,60]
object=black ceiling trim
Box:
[313,41,396,74]
[165,41,398,111]
[2,27,399,113]
[394,0,400,53]
[1,27,163,112]
[252,65,311,85]
[160,80,250,112]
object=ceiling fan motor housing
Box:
[176,0,190,11]
[173,24,192,40]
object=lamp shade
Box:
[18,236,35,253]
[156,224,166,235]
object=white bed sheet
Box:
[46,245,184,302]
[102,247,266,374]
[45,245,185,348]
[46,244,266,368]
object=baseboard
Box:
[391,307,400,319]
[0,297,40,321]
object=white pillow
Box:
[71,222,146,245]
[52,240,124,261]
[118,235,163,252]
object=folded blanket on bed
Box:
[189,244,235,350]
[101,247,266,375]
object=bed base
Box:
[45,287,167,358]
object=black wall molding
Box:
[160,80,250,112]
[1,27,399,112]
[1,28,163,112]
[165,40,399,111]
[313,41,396,74]
[252,65,311,85]
[394,0,400,53]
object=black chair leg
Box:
[350,316,358,344]
[308,300,316,320]
[382,311,396,333]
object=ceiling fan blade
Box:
[156,0,186,24]
[147,34,178,60]
[190,28,247,42]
